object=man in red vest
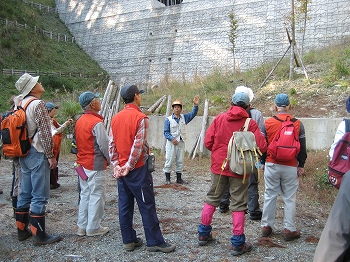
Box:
[109,84,176,253]
[75,91,110,237]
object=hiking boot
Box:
[50,184,60,190]
[261,226,272,237]
[76,227,86,236]
[198,233,213,246]
[219,205,229,213]
[176,173,184,184]
[249,211,262,220]
[165,173,171,184]
[123,237,143,251]
[86,226,109,237]
[232,242,253,256]
[284,229,300,241]
[146,241,176,253]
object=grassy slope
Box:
[0,0,108,112]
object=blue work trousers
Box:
[118,164,164,246]
[17,147,50,214]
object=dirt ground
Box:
[0,153,330,262]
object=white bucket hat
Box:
[235,86,254,103]
[15,73,39,97]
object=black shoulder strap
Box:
[273,115,297,123]
[344,118,350,133]
[247,108,253,118]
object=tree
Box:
[228,8,239,72]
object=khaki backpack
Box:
[225,118,262,184]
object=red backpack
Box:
[268,116,300,161]
[0,98,36,158]
[328,119,350,189]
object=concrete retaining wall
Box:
[55,0,350,86]
[147,116,343,154]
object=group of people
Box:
[7,74,176,252]
[197,88,307,256]
[6,72,349,259]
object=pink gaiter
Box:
[232,211,245,235]
[201,203,216,226]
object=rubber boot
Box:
[15,209,32,241]
[30,213,62,245]
[165,173,171,184]
[12,196,17,218]
[176,172,184,184]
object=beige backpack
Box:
[226,118,262,183]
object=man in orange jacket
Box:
[261,93,307,241]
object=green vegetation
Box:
[1,0,347,203]
[0,0,108,113]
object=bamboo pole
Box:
[115,77,126,115]
[161,95,172,154]
[147,95,166,113]
[188,132,200,159]
[101,80,113,120]
[154,95,167,114]
[199,99,209,158]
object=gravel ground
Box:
[0,155,328,262]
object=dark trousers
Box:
[50,154,59,186]
[118,164,164,246]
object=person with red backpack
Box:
[261,93,307,241]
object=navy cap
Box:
[46,102,58,110]
[232,92,250,106]
[79,91,100,108]
[120,84,145,101]
[275,93,290,107]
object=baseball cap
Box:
[275,93,290,107]
[232,92,250,106]
[120,84,145,101]
[46,102,58,110]
[79,91,100,108]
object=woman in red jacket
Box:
[197,92,267,256]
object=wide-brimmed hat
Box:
[15,73,39,97]
[79,91,100,108]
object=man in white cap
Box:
[219,86,265,221]
[14,73,61,245]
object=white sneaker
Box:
[76,227,86,236]
[86,226,109,237]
